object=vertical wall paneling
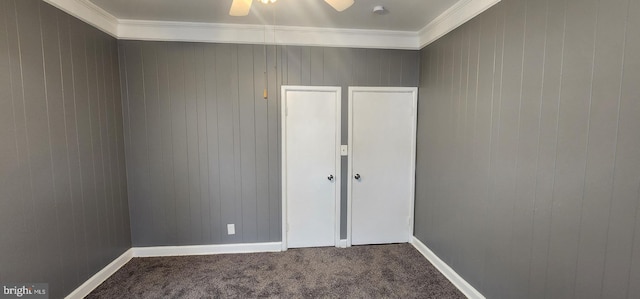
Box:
[471,7,493,288]
[627,0,640,288]
[101,34,113,256]
[322,48,339,86]
[237,44,257,241]
[310,47,324,85]
[453,28,465,269]
[0,0,21,283]
[300,46,311,85]
[92,26,108,268]
[230,45,244,245]
[351,49,367,86]
[0,0,9,281]
[15,0,52,284]
[195,45,211,244]
[215,44,238,244]
[204,44,221,244]
[184,43,202,245]
[574,0,629,297]
[269,45,281,241]
[170,43,191,245]
[157,43,176,244]
[401,51,420,87]
[0,1,130,297]
[141,42,162,244]
[118,40,134,247]
[286,46,301,85]
[527,0,564,297]
[97,33,111,264]
[83,23,102,273]
[40,2,69,292]
[6,0,38,282]
[388,50,402,87]
[112,37,131,250]
[415,0,640,297]
[378,50,390,85]
[60,9,84,287]
[120,42,420,245]
[508,0,545,297]
[438,33,454,269]
[546,0,598,296]
[630,184,640,298]
[489,0,526,297]
[254,45,269,242]
[601,0,640,297]
[124,41,148,245]
[414,45,431,256]
[428,39,444,261]
[365,50,381,85]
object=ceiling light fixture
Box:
[230,0,353,16]
[325,0,354,12]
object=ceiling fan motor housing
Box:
[373,5,386,15]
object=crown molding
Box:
[43,0,118,37]
[118,20,420,50]
[418,0,501,48]
[42,0,501,50]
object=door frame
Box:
[281,85,342,251]
[347,86,418,247]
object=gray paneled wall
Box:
[0,0,131,298]
[118,41,419,246]
[415,0,640,298]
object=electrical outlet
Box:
[227,224,235,235]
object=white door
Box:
[282,86,341,249]
[348,87,417,245]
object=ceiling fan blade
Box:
[229,0,253,16]
[324,0,354,12]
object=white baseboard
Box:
[132,242,283,257]
[65,248,133,299]
[410,236,485,299]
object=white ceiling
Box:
[88,0,457,31]
[43,0,499,49]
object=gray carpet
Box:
[88,244,465,298]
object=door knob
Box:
[354,174,361,180]
[328,175,334,181]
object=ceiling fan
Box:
[229,0,355,16]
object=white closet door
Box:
[282,86,341,249]
[348,87,417,245]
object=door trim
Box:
[347,86,418,247]
[281,85,342,251]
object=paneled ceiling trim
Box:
[118,20,420,49]
[418,0,501,48]
[43,0,501,50]
[43,0,118,37]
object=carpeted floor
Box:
[88,244,465,298]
